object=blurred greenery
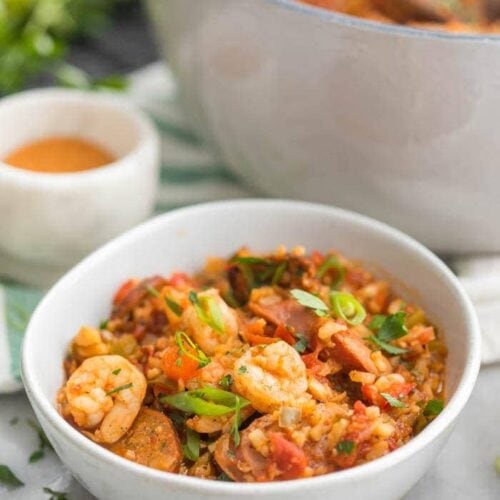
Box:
[0,0,131,95]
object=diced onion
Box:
[279,406,302,428]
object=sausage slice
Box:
[109,408,182,472]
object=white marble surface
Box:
[1,365,498,499]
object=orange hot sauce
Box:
[4,137,114,174]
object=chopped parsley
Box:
[368,314,387,331]
[106,383,133,396]
[381,393,406,408]
[368,312,408,355]
[112,368,121,376]
[216,472,234,482]
[43,487,68,500]
[219,374,233,390]
[99,319,109,330]
[238,366,248,374]
[290,289,329,317]
[0,465,24,488]
[29,449,45,463]
[27,418,53,464]
[423,399,444,416]
[294,334,309,354]
[336,440,355,455]
[377,312,408,342]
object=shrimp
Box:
[181,288,240,355]
[233,340,309,413]
[63,355,147,444]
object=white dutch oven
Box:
[147,0,500,253]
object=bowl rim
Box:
[0,87,158,187]
[266,0,500,42]
[22,199,481,494]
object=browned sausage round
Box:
[109,408,182,472]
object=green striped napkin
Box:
[0,62,256,392]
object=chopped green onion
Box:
[238,366,248,374]
[336,440,355,455]
[161,387,249,417]
[182,428,200,461]
[146,284,160,298]
[290,289,329,317]
[0,465,24,488]
[231,395,242,446]
[165,296,183,317]
[175,331,211,368]
[368,335,408,355]
[368,314,387,331]
[271,262,287,285]
[112,368,121,376]
[317,255,345,287]
[381,393,406,408]
[99,319,109,330]
[423,399,444,416]
[219,374,233,390]
[330,291,366,325]
[231,256,271,265]
[106,383,133,396]
[294,334,309,354]
[377,312,408,342]
[189,291,225,334]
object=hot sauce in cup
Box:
[4,136,114,174]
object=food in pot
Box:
[302,0,500,33]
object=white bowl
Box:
[146,0,500,253]
[22,200,480,500]
[0,88,160,287]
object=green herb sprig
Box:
[0,465,24,488]
[368,312,408,355]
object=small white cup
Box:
[0,88,160,287]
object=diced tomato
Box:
[417,326,435,345]
[353,400,367,414]
[361,384,387,407]
[311,250,324,266]
[113,279,137,305]
[161,345,200,382]
[269,433,308,480]
[169,272,190,288]
[387,382,415,399]
[274,323,296,345]
[301,346,324,373]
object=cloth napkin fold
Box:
[0,63,497,393]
